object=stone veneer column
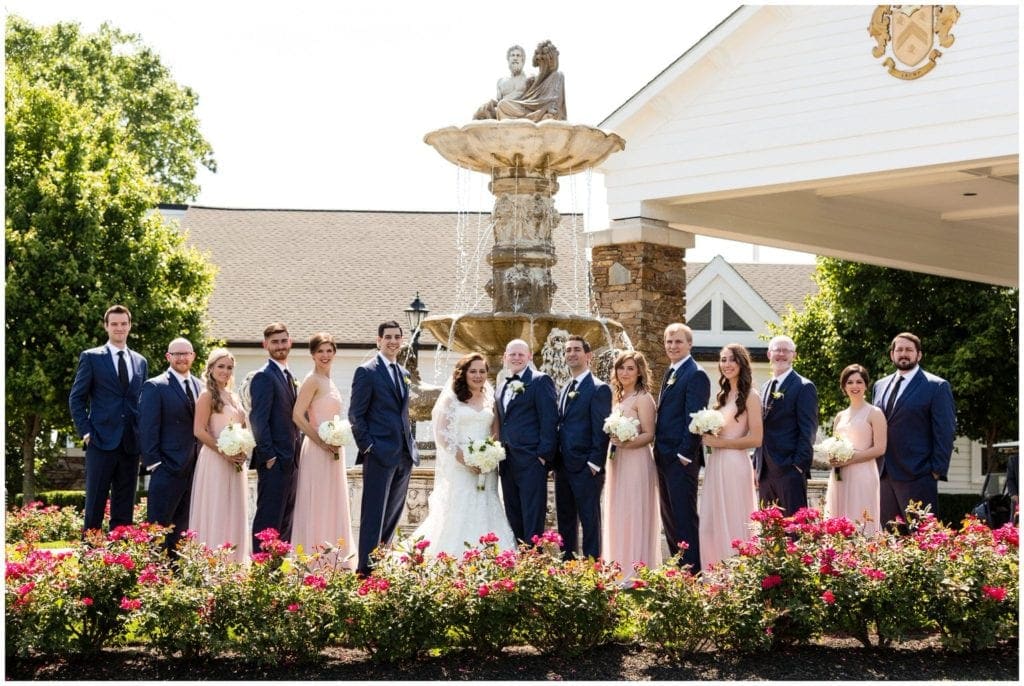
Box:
[589,217,694,392]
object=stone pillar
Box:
[589,217,694,391]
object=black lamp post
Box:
[404,291,429,378]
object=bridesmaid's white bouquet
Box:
[814,435,856,481]
[603,409,640,442]
[217,422,256,472]
[688,408,726,436]
[318,415,353,460]
[465,437,506,491]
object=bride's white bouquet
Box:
[318,415,353,460]
[688,408,726,436]
[465,437,506,491]
[602,410,640,458]
[814,435,856,481]
[217,422,256,472]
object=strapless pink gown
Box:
[601,392,662,581]
[698,400,758,571]
[291,382,355,570]
[825,405,880,536]
[189,404,251,563]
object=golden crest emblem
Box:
[868,5,960,80]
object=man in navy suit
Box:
[553,335,612,560]
[753,335,818,516]
[70,304,149,533]
[249,322,301,551]
[139,337,200,556]
[349,320,420,576]
[496,339,558,545]
[653,323,711,570]
[873,332,955,526]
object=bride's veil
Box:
[430,374,495,480]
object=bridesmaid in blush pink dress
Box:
[825,364,887,536]
[699,344,762,571]
[191,348,251,564]
[291,332,355,570]
[601,350,661,582]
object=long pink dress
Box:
[601,392,661,581]
[189,403,251,564]
[825,405,880,536]
[291,381,355,570]
[698,399,758,571]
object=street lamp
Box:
[403,291,429,381]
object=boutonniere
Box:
[403,374,411,388]
[509,380,525,395]
[567,390,578,400]
[771,390,784,400]
[666,371,677,387]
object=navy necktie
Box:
[560,379,577,416]
[117,351,129,391]
[184,378,195,413]
[390,363,404,399]
[884,376,903,417]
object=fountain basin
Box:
[424,120,625,176]
[422,311,626,365]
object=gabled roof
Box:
[686,259,817,316]
[173,206,592,346]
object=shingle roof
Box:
[180,206,591,345]
[686,261,818,315]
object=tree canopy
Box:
[5,16,218,499]
[779,258,1018,462]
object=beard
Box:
[893,357,917,371]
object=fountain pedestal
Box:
[422,120,627,363]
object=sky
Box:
[5,0,816,263]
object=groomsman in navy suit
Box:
[249,322,301,551]
[349,320,420,576]
[496,339,558,545]
[873,332,955,526]
[70,304,149,533]
[553,335,612,560]
[139,337,200,556]
[653,323,711,570]
[753,335,818,516]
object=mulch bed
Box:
[6,636,1018,681]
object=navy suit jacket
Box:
[873,368,955,481]
[249,360,300,468]
[556,373,612,473]
[754,370,818,475]
[69,345,148,453]
[654,357,711,468]
[348,355,419,467]
[139,372,200,474]
[496,366,558,468]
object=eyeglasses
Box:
[167,352,195,357]
[768,348,795,354]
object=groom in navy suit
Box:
[70,304,149,533]
[249,322,301,551]
[349,320,420,576]
[654,323,711,570]
[496,339,558,545]
[753,335,818,516]
[139,337,200,556]
[553,335,611,560]
[873,332,955,526]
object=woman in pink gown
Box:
[291,332,355,570]
[824,364,887,536]
[191,348,251,564]
[601,350,661,582]
[699,344,763,571]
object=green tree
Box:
[779,258,1017,470]
[5,16,218,500]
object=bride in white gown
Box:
[412,353,517,555]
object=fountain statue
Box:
[423,40,627,373]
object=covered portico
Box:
[595,5,1018,287]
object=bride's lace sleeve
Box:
[431,385,459,454]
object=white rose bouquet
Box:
[814,435,856,481]
[603,409,640,459]
[318,415,353,460]
[464,437,506,491]
[217,422,256,472]
[688,408,726,436]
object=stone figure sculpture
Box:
[474,45,531,120]
[476,40,567,122]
